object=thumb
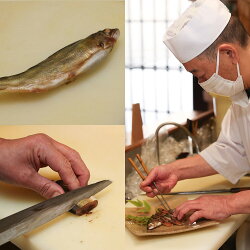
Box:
[27,173,65,199]
[141,169,157,187]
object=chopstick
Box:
[128,155,172,211]
[128,157,146,180]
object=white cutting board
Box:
[0,125,125,250]
[0,1,124,125]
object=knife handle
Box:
[231,187,250,193]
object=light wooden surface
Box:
[126,174,250,250]
[0,125,124,250]
[0,1,124,125]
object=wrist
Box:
[225,194,237,216]
[225,191,250,215]
[166,162,182,181]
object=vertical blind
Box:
[126,0,193,134]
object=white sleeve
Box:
[199,107,249,184]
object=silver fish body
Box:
[0,28,120,92]
[147,221,162,230]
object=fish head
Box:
[102,28,120,42]
[90,28,120,52]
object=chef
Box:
[140,0,250,224]
[0,134,90,199]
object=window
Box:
[126,0,193,141]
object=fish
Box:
[56,180,98,216]
[0,28,120,93]
[147,208,185,230]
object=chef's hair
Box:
[200,16,249,60]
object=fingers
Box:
[174,201,200,220]
[34,136,81,190]
[189,211,205,224]
[147,192,156,198]
[173,197,215,224]
[140,167,178,197]
[50,140,90,187]
[0,133,90,198]
[32,134,90,191]
[140,168,158,191]
[140,168,167,196]
[27,172,65,199]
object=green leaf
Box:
[126,215,150,225]
[127,199,143,207]
[138,200,151,213]
[144,200,151,212]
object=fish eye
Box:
[99,42,104,48]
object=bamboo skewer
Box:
[128,155,172,211]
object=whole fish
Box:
[0,28,120,92]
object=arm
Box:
[199,106,249,184]
[140,154,217,197]
[172,106,250,222]
[0,133,90,199]
[169,154,217,180]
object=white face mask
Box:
[199,51,249,108]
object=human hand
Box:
[174,195,232,224]
[0,133,90,199]
[139,165,178,197]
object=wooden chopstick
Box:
[136,154,150,175]
[128,158,146,180]
[128,155,172,211]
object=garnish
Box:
[126,215,150,226]
[127,200,151,213]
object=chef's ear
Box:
[218,44,239,64]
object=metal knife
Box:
[0,180,111,245]
[164,187,250,195]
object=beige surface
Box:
[126,175,250,250]
[0,1,124,125]
[0,125,125,250]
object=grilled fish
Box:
[0,28,120,93]
[147,208,185,230]
[56,180,98,216]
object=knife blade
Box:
[0,180,111,245]
[164,187,250,195]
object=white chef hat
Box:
[163,0,231,63]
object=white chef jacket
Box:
[199,100,250,184]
